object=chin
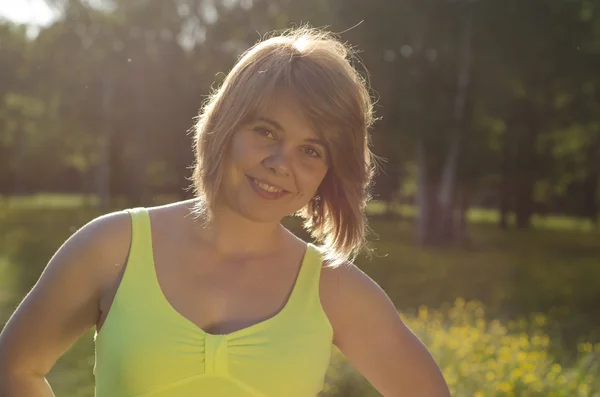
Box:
[241,209,286,224]
[221,188,304,224]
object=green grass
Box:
[3,194,596,231]
[368,201,597,232]
[1,194,599,396]
[0,193,98,209]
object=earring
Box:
[312,195,321,212]
[310,195,321,224]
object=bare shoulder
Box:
[320,259,383,294]
[56,210,134,282]
[145,198,198,229]
[80,210,132,249]
[5,209,135,300]
[320,260,382,304]
[319,259,395,344]
[32,209,136,312]
[0,209,134,377]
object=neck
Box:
[191,202,285,258]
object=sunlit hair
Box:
[191,26,377,267]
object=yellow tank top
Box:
[93,208,334,397]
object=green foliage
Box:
[1,0,599,229]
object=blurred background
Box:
[1,0,599,395]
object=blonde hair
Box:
[191,26,376,267]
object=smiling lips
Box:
[254,179,283,193]
[247,176,290,200]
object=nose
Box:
[262,146,291,176]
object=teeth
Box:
[254,179,282,193]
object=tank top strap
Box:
[116,207,158,301]
[94,207,161,344]
[127,207,153,262]
[285,243,325,310]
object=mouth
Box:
[247,176,290,200]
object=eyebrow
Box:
[257,117,285,132]
[256,117,328,148]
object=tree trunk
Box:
[582,135,600,226]
[416,139,431,245]
[513,100,539,230]
[12,126,26,194]
[438,135,460,241]
[96,74,113,212]
[129,65,149,207]
[499,130,511,229]
[416,146,442,246]
[374,149,402,220]
[515,179,534,229]
[455,185,469,245]
[437,4,473,242]
[413,25,432,246]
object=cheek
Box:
[229,133,248,162]
[230,132,270,167]
[295,164,328,197]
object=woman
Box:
[0,27,450,397]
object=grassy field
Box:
[2,193,597,231]
[1,194,599,396]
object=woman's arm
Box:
[0,211,131,396]
[322,263,451,397]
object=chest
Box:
[95,236,335,397]
[150,240,305,336]
[95,297,333,397]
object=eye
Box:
[253,127,276,140]
[303,146,322,159]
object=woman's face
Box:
[218,94,330,224]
